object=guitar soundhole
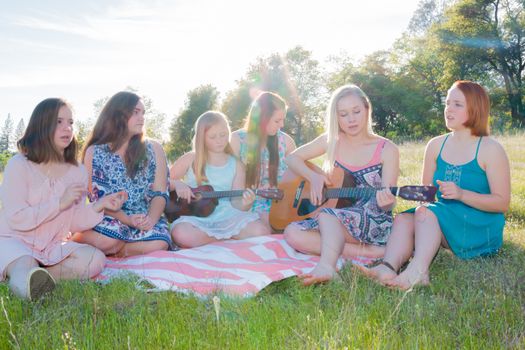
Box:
[298,199,317,216]
[293,181,305,208]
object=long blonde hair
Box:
[192,111,233,185]
[323,84,374,172]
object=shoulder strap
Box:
[359,139,387,167]
[377,139,387,153]
[371,139,387,160]
[227,154,236,168]
[474,136,483,159]
[438,134,450,157]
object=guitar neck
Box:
[325,187,398,199]
[198,190,243,199]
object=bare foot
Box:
[355,264,397,285]
[299,263,337,286]
[385,266,429,291]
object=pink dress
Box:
[0,154,104,280]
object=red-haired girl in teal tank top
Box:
[357,80,510,290]
[426,135,505,259]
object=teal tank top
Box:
[426,135,505,259]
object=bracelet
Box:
[146,190,169,203]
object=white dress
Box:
[172,156,260,239]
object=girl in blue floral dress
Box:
[230,92,296,226]
[73,91,171,257]
[284,84,399,285]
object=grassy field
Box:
[0,134,523,349]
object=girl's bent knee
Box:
[317,212,333,223]
[76,246,106,278]
[284,225,302,248]
[101,241,125,256]
[171,231,198,248]
[252,222,271,236]
[394,213,411,224]
[150,240,169,251]
[171,226,191,247]
[87,249,107,278]
[414,206,435,221]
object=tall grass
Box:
[0,134,523,349]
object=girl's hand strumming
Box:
[242,188,256,208]
[174,181,194,203]
[376,187,396,210]
[308,172,331,206]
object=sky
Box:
[0,0,421,130]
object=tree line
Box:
[0,114,25,170]
[166,0,524,160]
[1,0,523,167]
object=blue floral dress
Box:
[238,129,288,213]
[89,142,172,246]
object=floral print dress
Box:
[238,129,288,213]
[89,142,172,246]
[293,140,393,246]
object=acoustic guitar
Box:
[269,162,437,232]
[165,185,283,222]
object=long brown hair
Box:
[83,91,146,178]
[244,91,287,187]
[192,111,233,185]
[18,98,78,165]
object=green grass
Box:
[1,134,524,349]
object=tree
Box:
[166,85,219,160]
[435,0,525,125]
[14,118,25,146]
[143,103,167,141]
[0,151,11,172]
[93,87,168,141]
[0,114,14,153]
[283,47,327,144]
[222,46,326,145]
[408,0,450,35]
[75,118,94,152]
[92,96,109,119]
[327,50,444,140]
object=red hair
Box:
[452,80,490,136]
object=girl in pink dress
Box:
[0,98,125,300]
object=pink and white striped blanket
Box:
[96,235,374,297]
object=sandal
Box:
[379,260,399,274]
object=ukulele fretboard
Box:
[198,190,245,199]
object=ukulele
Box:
[269,161,437,232]
[164,185,283,222]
